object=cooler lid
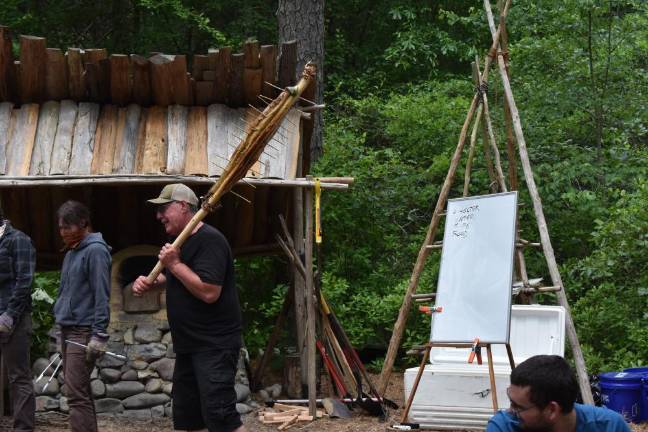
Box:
[429,305,566,366]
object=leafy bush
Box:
[30,272,59,360]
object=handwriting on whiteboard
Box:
[451,204,479,239]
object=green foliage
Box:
[30,272,59,360]
[564,181,648,372]
[1,0,645,374]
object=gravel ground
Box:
[7,372,648,431]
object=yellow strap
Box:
[315,178,322,244]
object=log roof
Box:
[0,25,305,186]
[0,101,302,185]
[0,26,299,108]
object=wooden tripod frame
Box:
[399,342,516,426]
[379,0,594,405]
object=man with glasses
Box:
[487,355,629,431]
[133,183,245,432]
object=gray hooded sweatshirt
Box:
[54,232,112,336]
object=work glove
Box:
[0,312,14,335]
[86,334,108,362]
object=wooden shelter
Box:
[0,25,327,269]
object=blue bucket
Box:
[623,367,648,422]
[599,372,643,423]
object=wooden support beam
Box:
[304,178,317,417]
[483,0,593,404]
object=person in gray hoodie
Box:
[53,200,111,432]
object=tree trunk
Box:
[277,0,325,162]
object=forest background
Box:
[1,0,646,375]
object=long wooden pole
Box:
[146,65,316,283]
[378,0,512,396]
[304,181,317,416]
[483,0,593,404]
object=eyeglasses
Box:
[155,201,177,215]
[507,387,536,417]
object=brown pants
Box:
[61,326,97,432]
[0,313,35,432]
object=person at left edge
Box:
[53,200,111,432]
[0,199,36,432]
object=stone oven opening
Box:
[119,255,160,313]
[109,245,167,328]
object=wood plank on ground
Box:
[30,101,60,175]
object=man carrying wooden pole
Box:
[133,184,247,432]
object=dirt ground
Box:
[7,372,648,431]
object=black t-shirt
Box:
[165,223,242,353]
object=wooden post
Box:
[486,344,498,411]
[0,26,16,102]
[304,178,317,417]
[19,35,47,103]
[483,0,593,404]
[292,135,308,392]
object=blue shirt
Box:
[486,403,630,432]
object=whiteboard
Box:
[430,192,518,343]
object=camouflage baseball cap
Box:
[147,183,199,206]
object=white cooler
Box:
[403,305,566,430]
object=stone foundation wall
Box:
[32,323,257,420]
